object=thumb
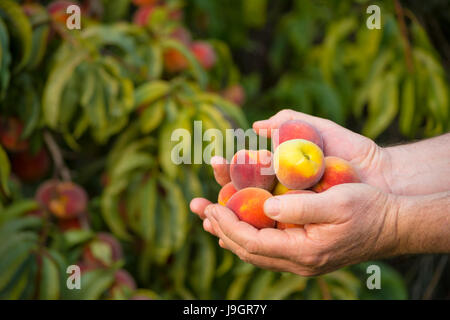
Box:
[264,193,337,225]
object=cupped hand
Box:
[192,183,401,276]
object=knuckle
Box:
[242,239,260,255]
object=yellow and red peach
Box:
[218,182,237,206]
[272,181,291,195]
[273,139,325,190]
[230,149,276,191]
[82,232,123,268]
[273,120,323,150]
[191,41,216,70]
[11,148,50,182]
[0,117,29,152]
[35,180,88,219]
[47,1,77,24]
[312,156,360,192]
[226,187,275,229]
[163,48,188,73]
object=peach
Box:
[170,27,192,45]
[273,120,323,150]
[222,84,245,105]
[163,48,188,73]
[47,1,76,24]
[0,117,28,152]
[312,156,360,192]
[58,217,82,231]
[35,180,88,219]
[272,181,291,195]
[226,187,275,229]
[273,139,325,190]
[230,149,276,191]
[218,182,237,206]
[108,269,137,299]
[191,41,216,70]
[11,148,50,182]
[82,232,123,268]
[132,0,159,6]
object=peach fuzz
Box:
[230,149,276,191]
[226,187,275,229]
[218,182,238,206]
[312,156,360,192]
[273,120,323,150]
[273,139,325,190]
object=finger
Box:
[264,193,341,225]
[203,218,218,237]
[214,221,302,273]
[189,198,212,220]
[253,110,333,138]
[210,156,231,186]
[204,204,306,260]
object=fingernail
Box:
[264,198,280,217]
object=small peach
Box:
[226,187,275,229]
[312,156,360,192]
[230,149,276,191]
[218,182,237,206]
[273,139,325,190]
[273,120,323,150]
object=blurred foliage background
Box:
[0,0,448,300]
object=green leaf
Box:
[134,80,170,108]
[399,77,415,136]
[0,145,10,196]
[140,99,165,133]
[190,232,216,299]
[39,254,60,300]
[264,273,307,299]
[68,269,115,300]
[42,50,87,128]
[0,0,32,72]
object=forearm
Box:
[393,191,450,255]
[384,133,450,195]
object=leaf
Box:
[140,99,165,133]
[134,80,170,108]
[159,176,188,251]
[68,269,115,300]
[62,229,94,248]
[0,145,10,195]
[264,273,307,299]
[0,0,32,72]
[39,253,60,300]
[161,39,208,88]
[246,270,275,299]
[363,72,399,139]
[399,77,415,136]
[189,232,216,299]
[42,50,87,128]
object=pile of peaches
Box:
[217,120,360,229]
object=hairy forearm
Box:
[393,191,450,255]
[384,133,450,195]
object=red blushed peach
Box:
[191,41,216,70]
[132,0,159,6]
[312,156,360,192]
[226,187,275,229]
[222,84,245,105]
[82,232,123,268]
[0,117,28,152]
[273,139,325,190]
[163,48,188,73]
[47,1,77,24]
[230,149,276,191]
[58,217,82,231]
[273,120,323,150]
[132,4,155,26]
[11,148,50,182]
[218,182,237,206]
[36,180,88,219]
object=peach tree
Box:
[0,0,406,299]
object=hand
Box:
[252,109,392,192]
[192,183,400,276]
